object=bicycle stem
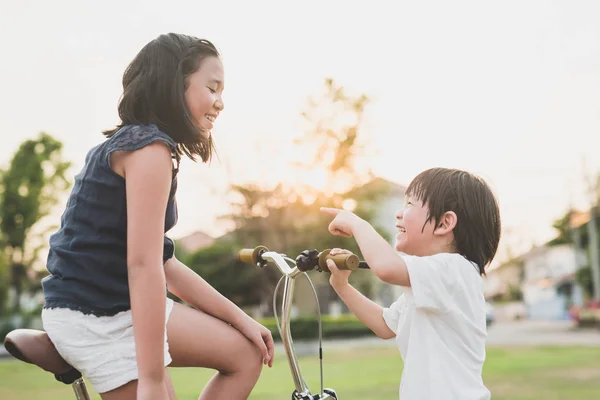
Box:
[261,252,311,395]
[281,276,311,394]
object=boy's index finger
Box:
[320,207,342,215]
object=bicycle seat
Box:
[4,329,82,384]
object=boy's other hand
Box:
[327,248,353,289]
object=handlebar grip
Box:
[237,245,269,266]
[318,249,360,271]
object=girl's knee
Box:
[229,337,263,376]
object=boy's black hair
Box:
[406,168,501,275]
[104,33,219,163]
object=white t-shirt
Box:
[382,253,491,400]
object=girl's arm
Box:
[121,142,173,391]
[164,256,275,367]
[164,256,249,326]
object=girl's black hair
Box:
[104,33,220,163]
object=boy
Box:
[321,167,500,399]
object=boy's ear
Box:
[434,211,457,236]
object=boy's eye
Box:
[207,87,216,93]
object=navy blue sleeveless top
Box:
[42,124,179,316]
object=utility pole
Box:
[583,160,600,301]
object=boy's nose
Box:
[395,208,404,220]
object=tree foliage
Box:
[185,79,391,311]
[0,133,71,313]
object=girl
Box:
[41,33,274,400]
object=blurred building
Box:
[485,242,587,320]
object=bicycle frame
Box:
[65,377,91,400]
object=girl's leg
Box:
[166,302,264,400]
[98,380,136,400]
[98,368,177,400]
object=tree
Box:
[294,78,375,194]
[195,78,387,312]
[547,209,573,246]
[0,247,9,316]
[183,240,273,309]
[576,265,594,300]
[0,133,71,313]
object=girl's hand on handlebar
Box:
[327,248,353,289]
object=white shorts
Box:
[41,298,175,394]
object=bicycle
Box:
[237,245,369,400]
[2,246,367,400]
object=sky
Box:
[1,0,599,264]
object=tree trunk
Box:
[11,262,25,313]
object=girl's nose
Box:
[214,97,224,111]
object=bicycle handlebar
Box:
[237,245,367,272]
[237,245,269,266]
[317,249,360,271]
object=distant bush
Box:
[257,314,376,341]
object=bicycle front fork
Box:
[292,388,338,399]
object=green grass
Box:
[1,346,599,399]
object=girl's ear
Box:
[434,211,457,236]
